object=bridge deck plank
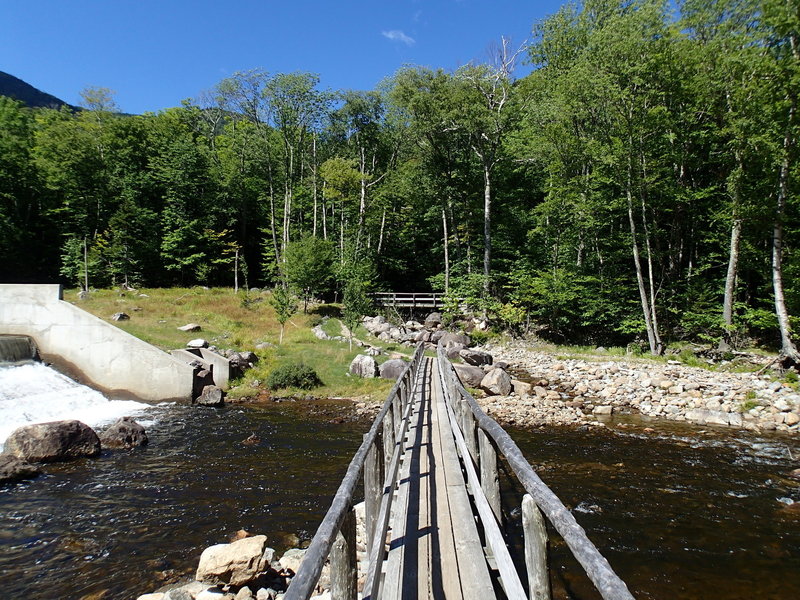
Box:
[381,359,494,600]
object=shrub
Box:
[266,363,322,390]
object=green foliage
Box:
[268,284,297,344]
[3,0,800,354]
[283,234,335,311]
[265,362,322,390]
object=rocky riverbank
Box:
[482,340,800,434]
[136,504,369,600]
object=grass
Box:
[70,287,393,400]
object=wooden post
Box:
[363,433,384,556]
[330,505,357,600]
[383,410,395,473]
[461,402,478,464]
[522,494,550,600]
[478,429,501,524]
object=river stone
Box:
[453,364,485,388]
[235,587,255,600]
[445,343,466,360]
[593,405,613,415]
[459,348,493,367]
[511,379,532,397]
[188,338,209,349]
[136,595,165,600]
[99,417,148,449]
[379,358,407,380]
[424,312,442,329]
[3,420,100,462]
[197,385,225,407]
[785,412,800,426]
[350,355,378,378]
[481,369,512,396]
[196,535,274,586]
[430,330,446,344]
[165,589,194,600]
[278,548,306,574]
[415,331,432,343]
[0,454,41,484]
[440,332,471,347]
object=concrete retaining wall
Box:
[0,284,194,402]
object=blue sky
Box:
[1,0,564,114]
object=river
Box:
[1,366,798,599]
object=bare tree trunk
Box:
[83,237,89,292]
[234,248,239,293]
[773,100,799,359]
[627,163,658,355]
[442,207,450,294]
[641,199,663,354]
[312,134,318,237]
[377,206,386,254]
[482,163,492,297]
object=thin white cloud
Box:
[382,30,416,46]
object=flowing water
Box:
[1,365,799,600]
[502,417,800,600]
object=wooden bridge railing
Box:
[371,292,445,309]
[434,342,635,600]
[283,343,426,600]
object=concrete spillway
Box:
[0,284,194,402]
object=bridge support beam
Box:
[330,506,358,600]
[523,494,551,600]
[363,432,384,556]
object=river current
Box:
[0,365,798,599]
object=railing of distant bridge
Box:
[371,292,445,309]
[283,343,425,600]
[434,343,635,600]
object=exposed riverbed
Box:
[1,396,798,599]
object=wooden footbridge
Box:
[284,343,634,600]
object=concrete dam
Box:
[0,284,194,402]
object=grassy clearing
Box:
[70,287,393,400]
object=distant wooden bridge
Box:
[284,343,634,600]
[371,292,446,310]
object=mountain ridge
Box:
[0,71,76,109]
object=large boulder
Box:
[459,348,493,367]
[445,343,466,360]
[453,364,486,388]
[379,359,408,380]
[430,330,446,344]
[424,312,442,329]
[349,355,378,378]
[481,369,512,396]
[440,332,471,347]
[3,420,100,462]
[196,535,274,586]
[99,417,148,449]
[197,385,225,406]
[0,454,41,484]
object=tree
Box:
[342,278,372,351]
[283,234,335,311]
[268,283,297,344]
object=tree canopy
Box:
[2,0,800,355]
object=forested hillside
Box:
[1,0,798,356]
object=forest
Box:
[0,0,798,357]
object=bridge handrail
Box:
[436,342,635,600]
[283,343,425,600]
